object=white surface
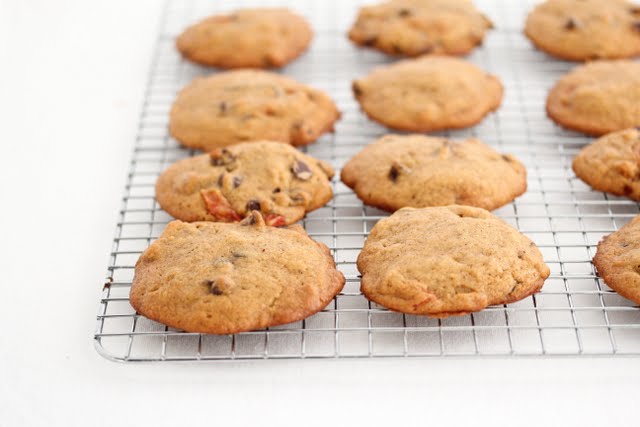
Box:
[0,1,638,426]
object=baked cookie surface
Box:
[358,206,550,317]
[352,56,503,132]
[156,141,335,226]
[170,70,340,151]
[341,134,526,212]
[176,8,313,68]
[593,215,640,305]
[546,60,640,136]
[572,128,640,200]
[130,214,345,334]
[525,0,640,61]
[348,0,493,57]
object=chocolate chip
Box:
[246,199,261,211]
[501,154,512,162]
[631,6,640,14]
[273,187,281,193]
[565,17,581,30]
[292,160,313,180]
[217,173,225,186]
[205,280,224,295]
[352,82,363,97]
[210,148,236,166]
[633,21,640,31]
[391,44,403,54]
[363,36,378,46]
[389,165,400,182]
[397,8,411,17]
[624,184,633,195]
[389,161,410,182]
[219,101,228,114]
[233,176,243,188]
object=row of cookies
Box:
[573,129,640,307]
[169,54,640,151]
[175,0,640,67]
[525,2,640,306]
[134,8,343,334]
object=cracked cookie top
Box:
[176,8,313,69]
[352,55,502,132]
[341,134,527,212]
[572,128,640,200]
[525,0,640,61]
[130,214,345,334]
[170,70,340,151]
[155,141,335,226]
[358,206,550,317]
[348,0,493,57]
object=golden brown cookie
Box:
[341,135,527,212]
[176,8,313,68]
[525,0,640,61]
[593,214,640,305]
[348,0,493,57]
[156,141,335,226]
[358,206,550,317]
[170,70,340,151]
[352,56,503,132]
[130,214,345,334]
[546,60,640,136]
[572,128,640,200]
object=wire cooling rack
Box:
[94,0,640,361]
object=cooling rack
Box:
[94,0,640,361]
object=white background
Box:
[0,1,638,426]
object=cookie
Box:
[358,206,550,317]
[525,0,640,61]
[156,141,335,226]
[170,70,340,151]
[352,56,503,132]
[130,213,345,334]
[572,128,640,200]
[341,134,526,212]
[348,0,493,57]
[176,8,313,68]
[546,60,640,136]
[593,214,640,305]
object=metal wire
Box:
[94,0,640,361]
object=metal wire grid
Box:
[94,0,640,361]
